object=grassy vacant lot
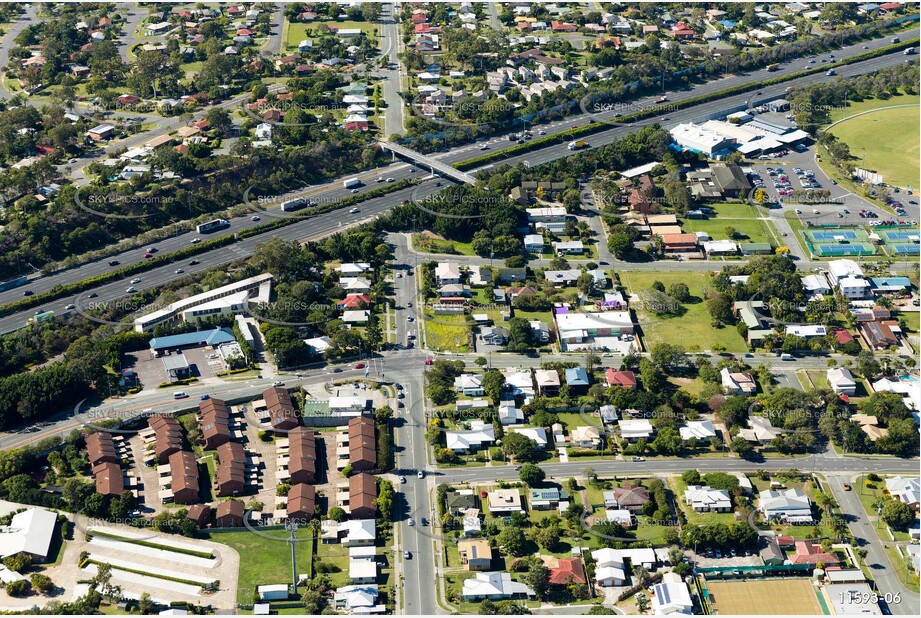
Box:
[706,579,822,615]
[827,92,920,123]
[285,21,379,50]
[207,527,314,606]
[829,103,920,189]
[412,233,477,256]
[422,308,471,352]
[681,203,778,245]
[620,271,747,353]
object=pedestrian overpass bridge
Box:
[376,141,477,185]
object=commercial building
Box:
[0,508,58,562]
[134,274,273,332]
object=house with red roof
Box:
[410,12,428,24]
[790,541,839,566]
[551,21,579,32]
[236,28,255,37]
[832,329,854,345]
[549,558,587,586]
[338,294,371,309]
[414,23,431,34]
[880,2,902,12]
[672,22,694,38]
[605,369,637,389]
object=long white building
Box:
[133,273,273,332]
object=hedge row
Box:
[0,178,416,319]
[455,38,918,171]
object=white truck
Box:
[343,177,361,189]
[281,197,309,212]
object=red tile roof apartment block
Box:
[286,483,316,521]
[264,387,299,432]
[215,441,246,497]
[85,432,119,466]
[348,416,377,471]
[150,414,184,464]
[199,398,231,450]
[215,499,245,527]
[349,472,378,519]
[168,450,200,504]
[288,427,318,484]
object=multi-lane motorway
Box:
[1,44,916,335]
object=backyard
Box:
[681,203,779,246]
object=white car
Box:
[386,177,395,182]
[399,476,406,484]
[130,278,141,284]
[349,207,360,214]
[377,176,384,182]
[272,381,284,387]
[64,304,75,310]
[351,188,360,194]
[417,470,424,479]
[251,215,261,221]
[174,268,184,274]
[191,237,201,244]
[538,130,546,135]
[126,286,136,293]
[812,209,820,214]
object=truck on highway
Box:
[567,139,588,151]
[766,63,780,72]
[343,177,361,189]
[904,47,915,55]
[196,218,229,234]
[28,310,54,325]
[281,197,311,212]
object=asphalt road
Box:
[827,475,920,616]
[377,2,406,138]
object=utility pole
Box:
[287,521,299,595]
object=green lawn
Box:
[829,104,920,189]
[285,20,379,51]
[681,203,778,246]
[897,311,920,334]
[621,271,748,353]
[827,92,921,123]
[207,527,314,606]
[412,233,478,256]
[422,308,471,352]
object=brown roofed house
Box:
[215,499,245,527]
[549,558,587,586]
[186,503,211,529]
[150,414,184,464]
[92,461,124,497]
[264,387,299,432]
[200,398,231,450]
[628,189,656,214]
[605,369,637,389]
[168,450,200,504]
[661,233,699,254]
[287,427,318,484]
[286,483,316,522]
[86,432,119,466]
[215,441,246,497]
[348,416,377,471]
[349,472,378,519]
[613,484,649,513]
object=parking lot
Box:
[123,345,226,391]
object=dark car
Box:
[188,259,200,265]
[88,292,98,298]
[22,290,33,296]
[108,260,120,266]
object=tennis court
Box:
[705,579,824,615]
[878,228,920,255]
[803,228,876,256]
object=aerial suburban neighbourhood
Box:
[0,1,919,616]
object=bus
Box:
[196,219,229,234]
[766,63,780,72]
[28,310,54,325]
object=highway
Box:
[0,48,915,335]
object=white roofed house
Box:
[618,419,654,442]
[591,548,627,587]
[461,572,533,601]
[446,421,495,453]
[436,262,462,285]
[827,367,857,396]
[885,477,920,510]
[720,368,757,396]
[738,416,783,443]
[759,488,813,523]
[504,369,535,398]
[684,486,732,512]
[511,426,548,449]
[651,573,694,614]
[488,489,524,514]
[498,402,524,425]
[679,420,716,442]
[454,374,485,396]
[570,426,602,449]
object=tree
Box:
[475,356,488,368]
[729,436,754,457]
[526,563,550,598]
[503,432,539,462]
[5,579,29,596]
[482,370,506,405]
[498,526,527,556]
[635,593,650,613]
[667,282,690,302]
[328,506,347,522]
[519,463,546,486]
[533,525,561,551]
[30,573,52,593]
[881,499,914,529]
[650,342,685,372]
[3,552,31,573]
[138,591,154,614]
